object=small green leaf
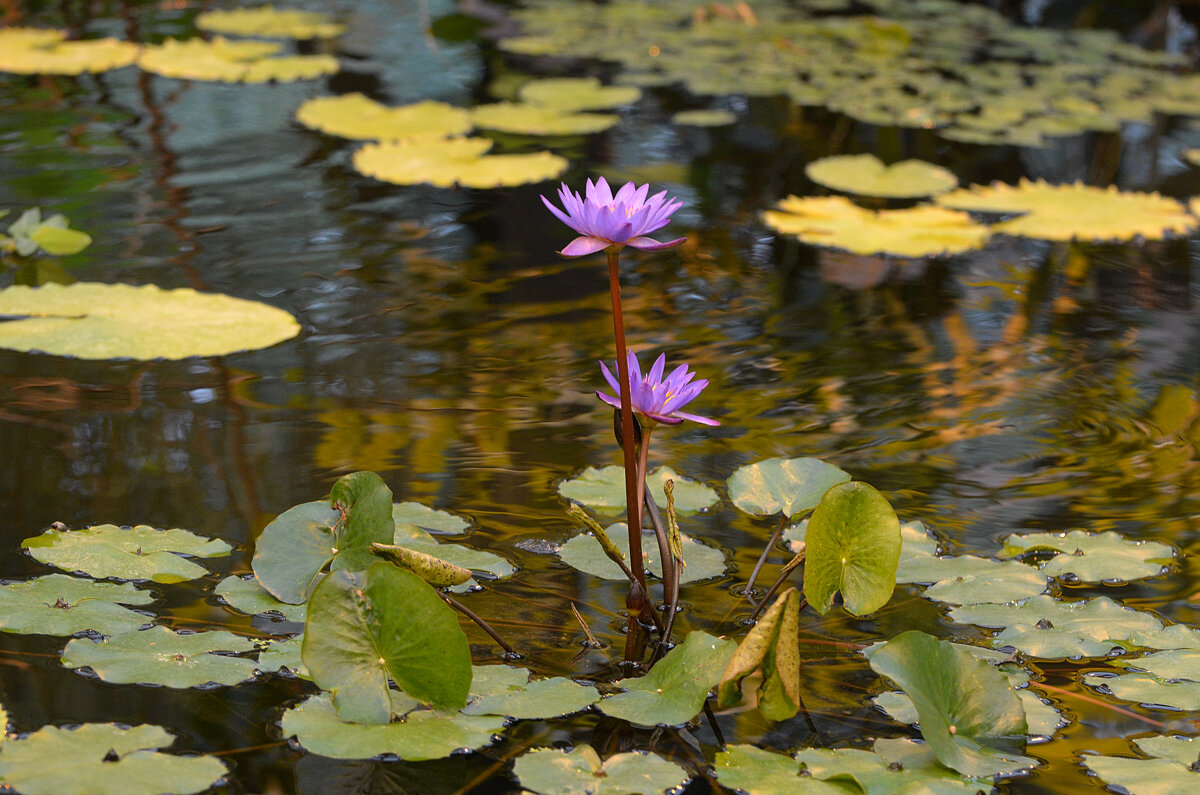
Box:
[804,482,901,616]
[599,631,736,726]
[23,524,231,583]
[558,465,719,512]
[718,587,801,721]
[215,575,306,622]
[392,502,470,535]
[462,666,599,719]
[62,626,258,688]
[280,691,503,761]
[0,574,153,636]
[256,635,308,678]
[727,457,851,518]
[0,723,227,795]
[302,562,472,722]
[329,471,397,572]
[513,746,691,795]
[558,524,726,585]
[868,631,1033,777]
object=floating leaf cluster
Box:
[138,37,338,83]
[805,154,958,198]
[195,5,346,39]
[0,28,138,75]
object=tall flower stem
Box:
[607,250,650,662]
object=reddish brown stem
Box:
[608,249,649,664]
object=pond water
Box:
[2,0,1200,793]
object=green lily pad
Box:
[671,109,737,126]
[392,502,470,535]
[727,457,851,518]
[215,575,306,622]
[295,95,472,141]
[1082,736,1200,794]
[712,745,854,794]
[868,631,1033,777]
[598,631,736,726]
[280,691,504,761]
[804,482,901,616]
[0,283,300,360]
[4,208,91,256]
[517,77,642,111]
[896,554,1049,605]
[0,574,153,636]
[558,524,726,585]
[805,154,958,198]
[1113,648,1200,680]
[513,746,690,795]
[61,626,258,688]
[1084,671,1200,711]
[1000,530,1174,582]
[302,562,472,723]
[195,6,346,39]
[253,472,395,604]
[471,102,619,135]
[0,723,227,795]
[558,465,719,512]
[949,595,1165,658]
[899,520,940,558]
[138,37,338,83]
[256,635,308,678]
[462,666,599,719]
[23,524,231,583]
[797,741,996,794]
[762,196,992,257]
[877,688,1062,739]
[353,137,567,188]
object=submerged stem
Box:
[743,514,789,599]
[441,592,519,657]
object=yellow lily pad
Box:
[517,77,641,112]
[936,179,1196,242]
[0,28,139,75]
[805,154,958,198]
[0,282,300,360]
[672,109,737,126]
[195,5,346,39]
[353,137,567,188]
[295,94,472,141]
[470,102,618,135]
[138,37,337,83]
[762,195,991,257]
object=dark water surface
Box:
[2,1,1200,793]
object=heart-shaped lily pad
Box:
[867,630,1033,777]
[62,626,258,688]
[0,574,153,636]
[599,631,736,726]
[513,746,690,795]
[558,465,719,512]
[803,482,901,616]
[280,691,504,761]
[0,723,227,795]
[23,524,231,583]
[727,457,850,518]
[558,524,726,585]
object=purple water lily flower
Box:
[542,177,686,257]
[598,351,720,427]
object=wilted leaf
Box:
[23,524,230,583]
[718,587,802,721]
[369,543,472,587]
[0,283,300,360]
[763,195,991,257]
[805,154,958,198]
[62,626,258,688]
[0,723,226,795]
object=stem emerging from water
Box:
[607,249,649,663]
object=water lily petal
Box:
[560,236,609,257]
[625,235,686,251]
